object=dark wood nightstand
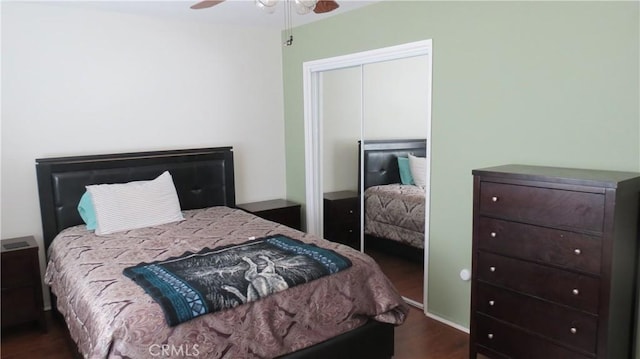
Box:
[324,191,360,250]
[1,236,46,332]
[237,199,302,231]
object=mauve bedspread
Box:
[364,184,426,249]
[45,206,407,359]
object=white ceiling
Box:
[43,0,379,29]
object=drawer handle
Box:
[572,288,580,295]
[487,333,494,339]
[349,210,354,214]
[491,196,499,202]
[488,300,495,306]
[574,249,581,255]
[489,266,496,272]
[490,232,497,238]
[570,327,578,334]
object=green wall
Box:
[282,1,640,328]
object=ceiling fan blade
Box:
[313,0,339,14]
[190,0,225,10]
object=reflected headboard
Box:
[359,139,427,191]
[36,147,235,252]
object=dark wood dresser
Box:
[470,165,640,359]
[324,191,360,250]
[237,199,301,231]
[1,236,46,331]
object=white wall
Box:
[363,55,429,139]
[1,2,286,304]
[322,66,361,193]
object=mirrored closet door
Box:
[361,55,429,306]
[304,40,433,309]
[321,66,362,251]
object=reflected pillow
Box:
[408,154,427,188]
[87,171,184,235]
[77,191,97,231]
[397,157,414,185]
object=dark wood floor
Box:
[369,248,469,358]
[396,306,469,359]
[1,251,469,359]
[1,313,76,359]
[367,248,424,303]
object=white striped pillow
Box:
[87,171,184,235]
[408,154,427,188]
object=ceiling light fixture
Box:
[191,0,339,47]
[255,0,320,15]
[256,0,320,46]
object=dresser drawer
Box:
[477,217,602,274]
[479,182,604,232]
[477,252,599,313]
[475,314,592,359]
[476,282,598,353]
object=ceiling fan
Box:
[190,0,340,15]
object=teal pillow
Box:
[397,157,414,185]
[78,191,97,231]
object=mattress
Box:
[364,184,426,249]
[45,206,407,359]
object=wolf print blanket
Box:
[123,234,352,326]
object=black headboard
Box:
[36,147,235,252]
[359,139,427,191]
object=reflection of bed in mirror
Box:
[360,139,426,262]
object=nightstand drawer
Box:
[477,217,601,274]
[329,199,359,224]
[327,225,360,245]
[256,207,301,230]
[1,287,40,327]
[476,283,598,353]
[236,199,301,231]
[1,247,40,288]
[477,251,600,313]
[479,181,604,232]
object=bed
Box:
[360,140,427,262]
[36,146,407,359]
